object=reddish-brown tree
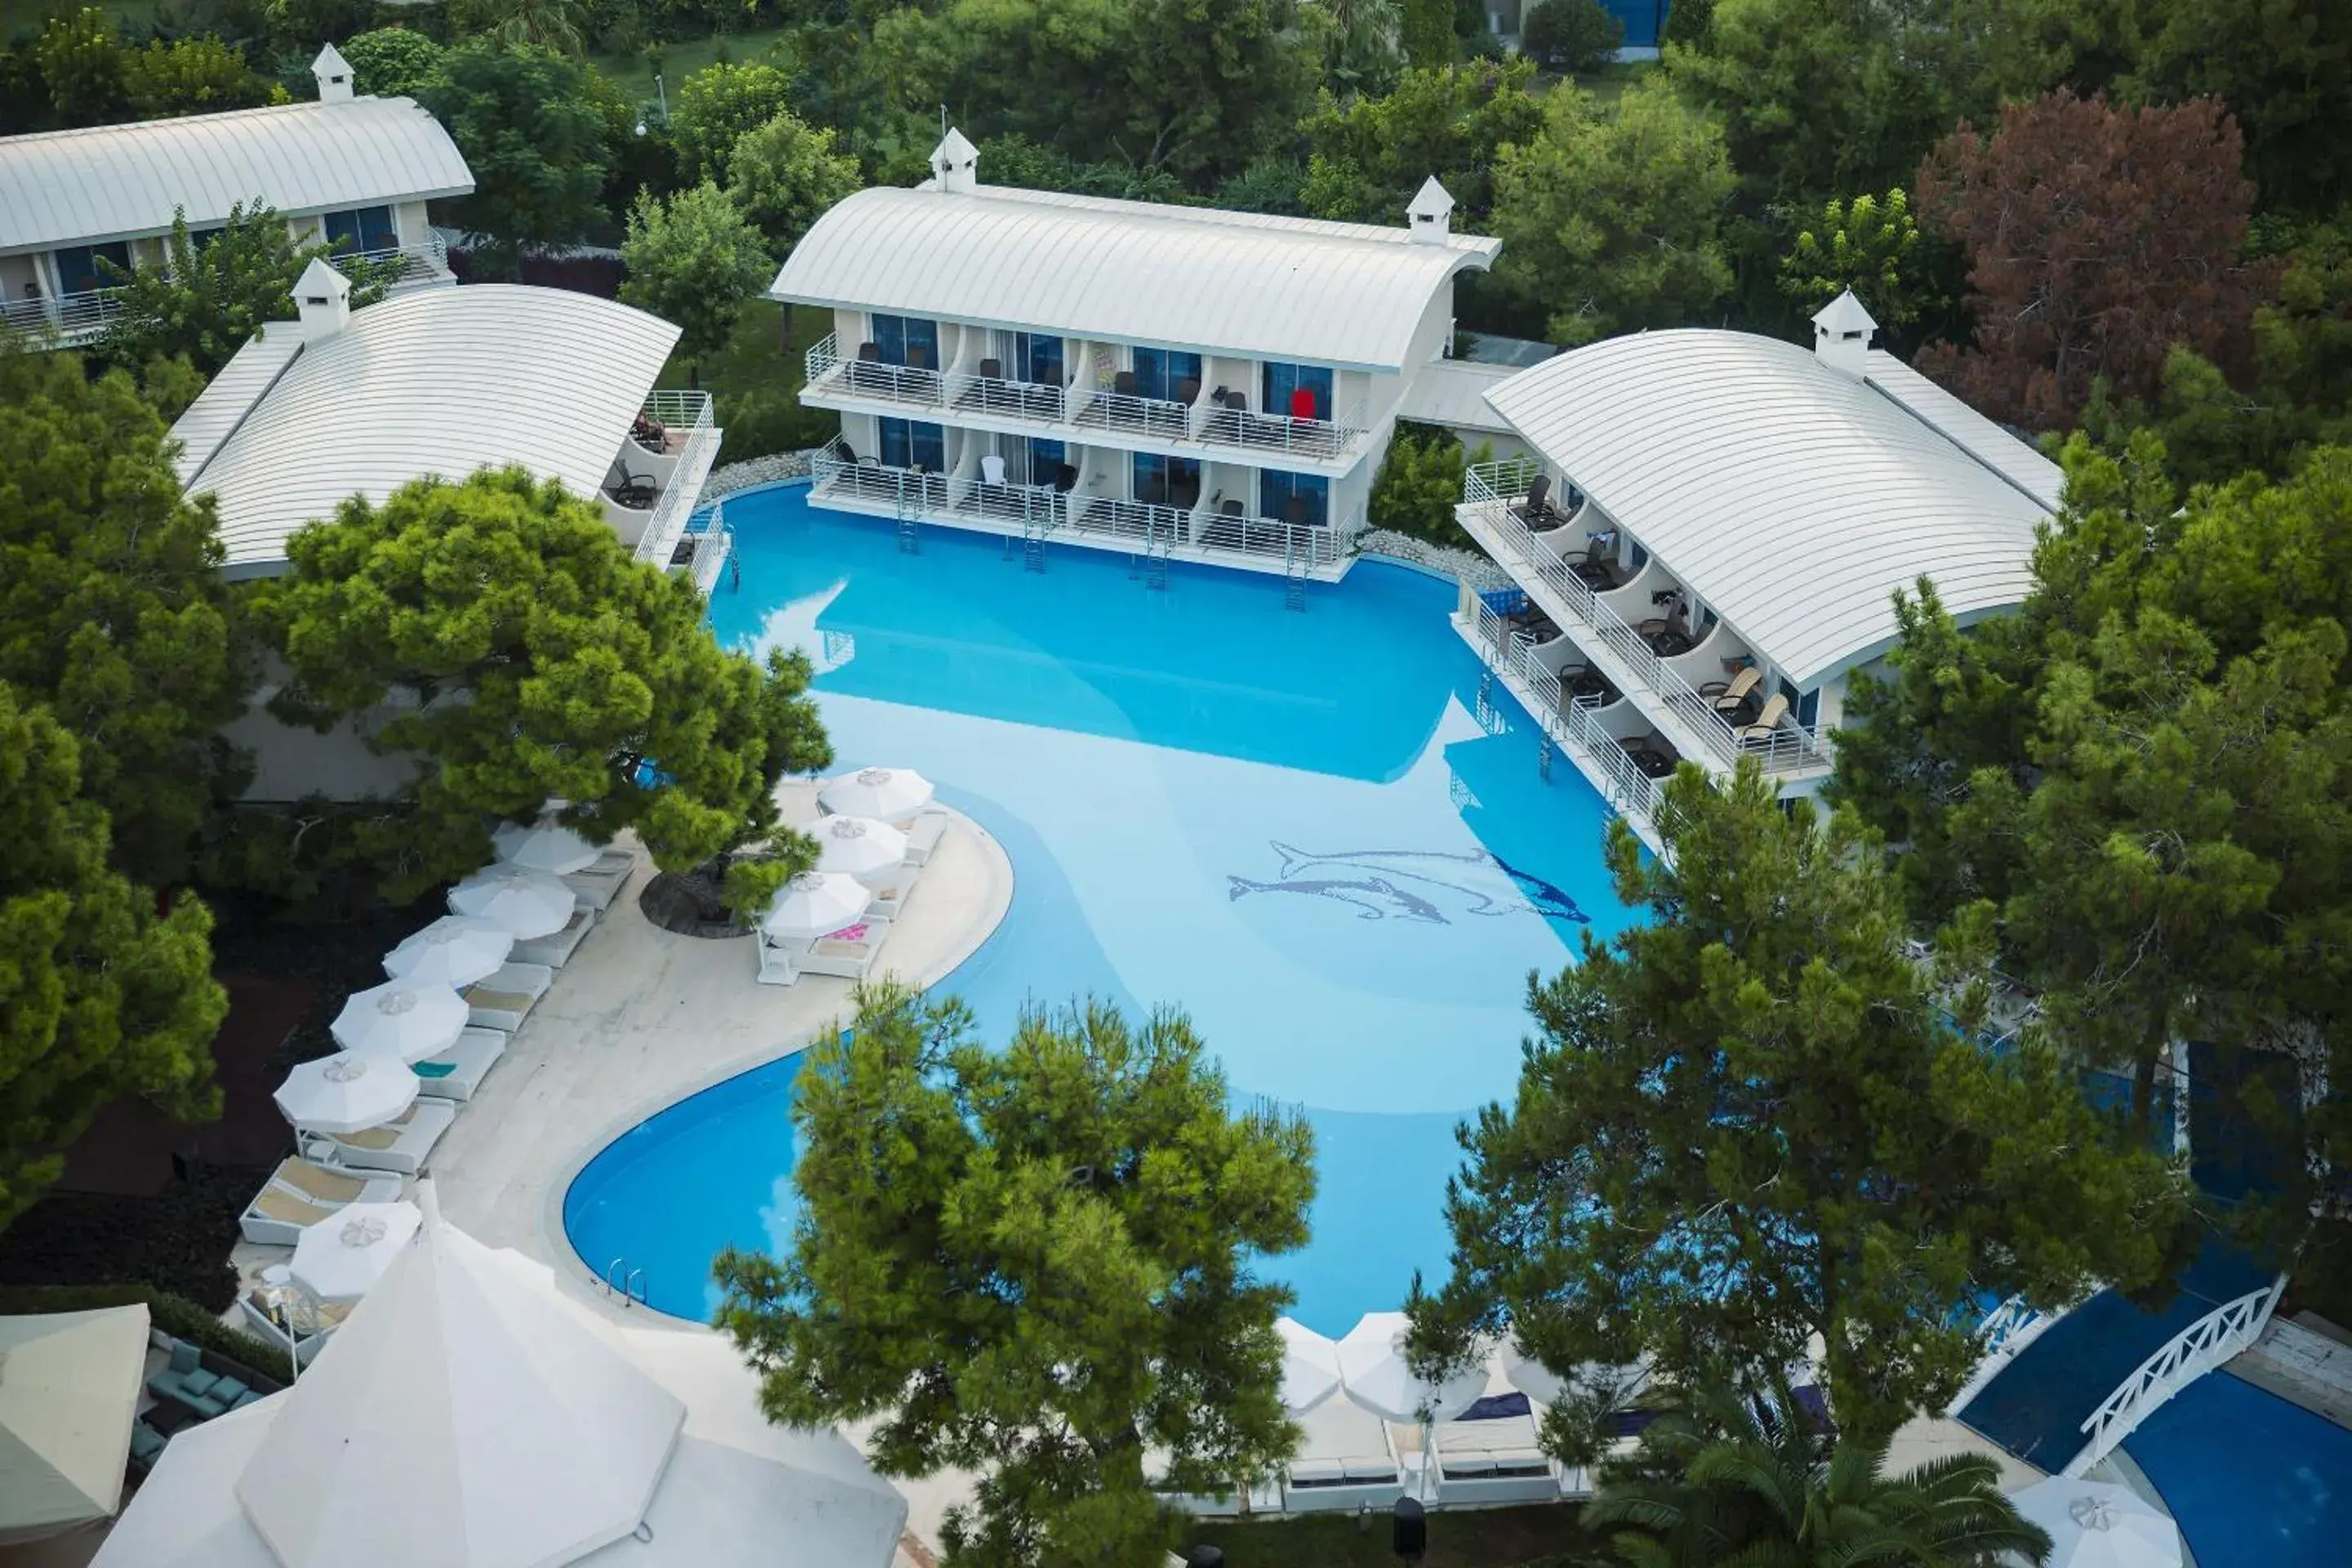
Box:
[1915,92,2274,431]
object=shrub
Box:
[0,1282,288,1376]
[1521,0,1624,74]
[1369,421,1481,548]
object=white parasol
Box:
[2008,1478,2185,1568]
[1275,1317,1344,1413]
[289,1201,423,1303]
[273,1053,418,1134]
[383,915,514,989]
[760,871,872,941]
[1334,1312,1486,1424]
[813,814,910,881]
[817,767,934,822]
[492,818,600,877]
[328,981,469,1064]
[447,866,575,939]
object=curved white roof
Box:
[1485,332,2054,688]
[181,285,679,571]
[0,97,472,256]
[772,185,1499,372]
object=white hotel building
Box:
[0,45,470,346]
[770,130,1501,586]
[1455,292,2064,852]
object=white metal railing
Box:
[803,332,946,408]
[1467,594,1664,831]
[329,234,450,288]
[1,287,122,343]
[2065,1275,2287,1476]
[1192,506,1356,570]
[1072,387,1191,442]
[1196,395,1368,462]
[808,438,951,514]
[629,394,720,567]
[949,368,1069,425]
[1944,1294,2065,1416]
[1462,461,1830,777]
[1073,497,1192,548]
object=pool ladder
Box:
[1282,538,1309,612]
[894,488,920,554]
[604,1256,648,1308]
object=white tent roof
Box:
[234,1191,685,1568]
[1483,330,2056,688]
[773,184,1499,372]
[0,1304,149,1544]
[0,97,472,256]
[174,285,680,573]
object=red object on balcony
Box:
[1288,385,1319,420]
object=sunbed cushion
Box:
[466,989,533,1013]
[1440,1455,1496,1477]
[131,1423,167,1462]
[413,1060,458,1078]
[274,1159,367,1205]
[169,1341,200,1374]
[231,1389,264,1410]
[1285,1459,1348,1485]
[813,938,870,958]
[1342,1457,1401,1481]
[336,1125,399,1150]
[207,1376,248,1405]
[179,1368,220,1400]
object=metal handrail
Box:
[947,369,1069,425]
[1462,463,1829,775]
[2067,1276,2286,1476]
[630,416,721,566]
[643,389,714,430]
[1071,388,1191,441]
[809,437,952,514]
[0,286,122,341]
[1193,506,1353,569]
[1196,395,1368,461]
[1468,595,1662,826]
[1073,496,1193,548]
[328,234,450,285]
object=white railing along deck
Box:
[803,332,946,408]
[1071,496,1190,547]
[949,368,1068,425]
[2065,1275,2287,1477]
[1193,506,1356,571]
[1196,397,1368,462]
[1466,593,1664,835]
[331,234,451,288]
[1,287,122,343]
[630,392,720,568]
[1072,388,1191,442]
[1462,461,1829,777]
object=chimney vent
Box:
[312,42,355,104]
[1407,176,1455,245]
[932,127,979,195]
[1810,288,1878,379]
[291,256,352,343]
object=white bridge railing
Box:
[2065,1275,2287,1476]
[1944,1294,2066,1417]
[1461,461,1830,778]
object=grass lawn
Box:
[592,24,798,100]
[1185,1502,1607,1567]
[662,296,837,463]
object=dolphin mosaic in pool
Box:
[1229,842,1590,924]
[1225,873,1446,923]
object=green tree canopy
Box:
[0,681,225,1232]
[118,37,271,118]
[725,110,862,252]
[1298,59,1543,225]
[1520,0,1624,74]
[1368,421,1478,547]
[670,60,795,184]
[1490,77,1737,345]
[1777,189,1938,327]
[716,983,1317,1566]
[423,42,612,275]
[0,350,253,887]
[257,467,830,900]
[2126,0,2352,217]
[1587,1375,2053,1566]
[340,27,446,99]
[1411,763,2186,1445]
[34,7,123,124]
[99,204,401,376]
[619,182,774,363]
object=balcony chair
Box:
[1288,384,1320,421]
[1513,474,1564,526]
[1219,498,1245,516]
[979,357,1002,380]
[1169,474,1200,510]
[607,467,657,509]
[856,341,880,359]
[1620,733,1677,779]
[1283,495,1312,528]
[1568,532,1622,589]
[1177,376,1200,405]
[1054,463,1079,492]
[1736,693,1792,748]
[630,412,668,453]
[1701,666,1764,720]
[1114,369,1139,399]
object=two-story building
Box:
[0,45,471,346]
[769,130,1502,586]
[1454,292,2063,853]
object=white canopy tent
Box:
[91,1188,905,1568]
[0,1304,149,1544]
[384,915,516,988]
[492,818,601,877]
[2007,1477,2185,1568]
[1335,1312,1485,1424]
[273,1051,419,1134]
[1275,1316,1344,1413]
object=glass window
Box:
[1258,470,1330,527]
[1129,347,1203,402]
[322,205,398,255]
[1797,687,1821,728]
[53,243,131,295]
[1015,332,1063,387]
[871,314,941,370]
[1263,362,1335,421]
[1010,437,1064,487]
[879,417,946,470]
[1132,452,1200,506]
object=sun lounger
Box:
[1281,1398,1406,1512]
[315,1099,456,1174]
[861,871,919,924]
[1701,666,1763,715]
[1432,1412,1561,1504]
[561,848,636,912]
[238,1160,402,1245]
[461,961,553,1032]
[510,906,595,969]
[1735,692,1792,747]
[239,1290,353,1368]
[795,933,880,979]
[902,810,949,868]
[412,1027,508,1101]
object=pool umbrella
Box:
[813,814,909,881]
[817,767,934,822]
[329,980,469,1064]
[290,1201,423,1303]
[382,915,514,989]
[492,817,600,877]
[274,1052,418,1134]
[2008,1477,2184,1568]
[1275,1317,1343,1413]
[761,871,872,941]
[1499,1342,1650,1408]
[1335,1312,1486,1424]
[447,866,574,939]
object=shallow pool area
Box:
[564,485,1637,1330]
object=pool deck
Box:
[229,778,1013,1567]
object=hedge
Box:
[0,1282,287,1377]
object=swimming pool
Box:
[563,486,1637,1331]
[2123,1370,2352,1568]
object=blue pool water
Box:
[2124,1370,2352,1568]
[564,485,1637,1331]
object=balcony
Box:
[1195,394,1366,463]
[808,438,1357,578]
[1,287,122,346]
[804,333,945,410]
[331,234,456,293]
[613,391,722,570]
[1457,460,1831,779]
